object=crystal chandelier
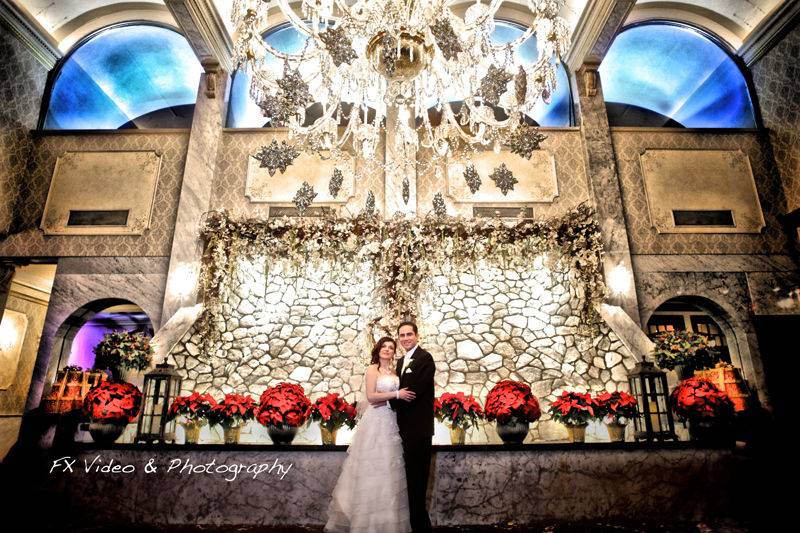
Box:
[232,0,570,175]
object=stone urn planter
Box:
[88,421,127,445]
[223,423,243,445]
[564,423,587,443]
[320,425,338,446]
[496,420,529,444]
[267,423,299,445]
[449,426,466,445]
[180,420,206,444]
[606,422,626,442]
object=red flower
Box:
[594,390,638,421]
[484,381,541,424]
[670,377,734,422]
[434,392,485,429]
[547,391,601,425]
[309,392,358,430]
[208,394,257,426]
[167,392,218,422]
[83,381,142,423]
[256,382,312,428]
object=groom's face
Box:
[398,325,418,352]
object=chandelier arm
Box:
[276,0,314,36]
[457,0,504,31]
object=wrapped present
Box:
[695,362,750,412]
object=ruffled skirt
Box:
[325,405,411,533]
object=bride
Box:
[325,336,415,533]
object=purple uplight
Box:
[67,312,152,370]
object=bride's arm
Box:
[365,366,402,403]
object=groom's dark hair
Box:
[397,320,418,334]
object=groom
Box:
[392,320,434,533]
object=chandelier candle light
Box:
[233,0,569,196]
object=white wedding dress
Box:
[325,374,411,533]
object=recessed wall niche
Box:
[41,151,162,235]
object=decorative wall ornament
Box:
[505,125,547,160]
[293,182,317,214]
[197,204,604,349]
[365,190,376,215]
[402,176,410,204]
[490,163,518,195]
[328,168,344,198]
[253,140,301,176]
[463,163,482,194]
[432,192,446,217]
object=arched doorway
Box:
[44,299,153,394]
[646,296,733,364]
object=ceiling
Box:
[10,0,790,55]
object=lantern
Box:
[136,362,182,443]
[628,361,676,442]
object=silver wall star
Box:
[365,190,376,215]
[329,168,344,198]
[489,163,518,195]
[402,176,410,205]
[253,140,301,176]
[464,163,481,194]
[505,125,547,160]
[293,181,317,214]
[432,192,446,217]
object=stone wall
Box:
[169,253,637,444]
[752,21,800,213]
[0,132,190,257]
[0,29,48,235]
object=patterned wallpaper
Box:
[752,22,800,213]
[0,132,190,257]
[611,130,790,255]
[0,30,48,235]
[213,131,384,217]
[417,130,591,218]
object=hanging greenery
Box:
[196,203,606,348]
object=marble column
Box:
[161,62,229,327]
[576,62,641,324]
[384,105,417,217]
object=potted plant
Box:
[167,392,218,444]
[669,377,735,442]
[93,331,154,381]
[82,381,142,444]
[651,330,721,379]
[548,390,600,443]
[256,382,312,445]
[595,390,638,442]
[208,393,257,444]
[484,380,541,444]
[309,393,358,445]
[434,392,485,445]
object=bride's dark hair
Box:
[370,336,396,366]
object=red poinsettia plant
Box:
[434,392,485,430]
[484,380,541,424]
[167,392,218,422]
[309,393,358,431]
[594,391,638,424]
[83,381,142,423]
[548,391,600,426]
[256,382,312,428]
[208,394,258,427]
[670,377,734,422]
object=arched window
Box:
[43,24,203,130]
[227,20,572,128]
[599,22,756,128]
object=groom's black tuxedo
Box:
[391,346,434,532]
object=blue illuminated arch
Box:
[43,24,203,130]
[599,22,756,128]
[227,21,573,128]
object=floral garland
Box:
[197,203,605,346]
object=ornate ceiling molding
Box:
[739,0,800,66]
[0,0,60,69]
[565,0,635,72]
[165,0,232,72]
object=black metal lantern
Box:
[136,362,182,443]
[628,361,676,442]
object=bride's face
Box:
[379,341,396,362]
